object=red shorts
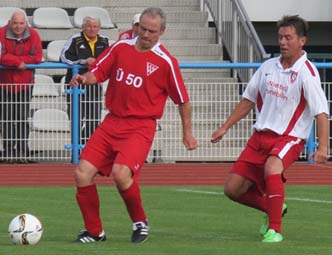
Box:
[80,113,156,177]
[231,131,305,194]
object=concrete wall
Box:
[242,0,332,22]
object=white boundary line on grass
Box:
[175,188,332,204]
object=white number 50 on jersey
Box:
[116,68,143,88]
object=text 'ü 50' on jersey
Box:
[89,37,189,119]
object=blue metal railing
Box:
[1,61,330,164]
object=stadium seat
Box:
[46,40,67,62]
[31,74,67,112]
[0,7,27,27]
[59,76,67,95]
[31,108,70,132]
[32,7,73,28]
[35,40,67,77]
[73,7,115,28]
[33,74,58,97]
[28,108,71,152]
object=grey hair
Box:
[82,16,101,27]
[140,7,166,31]
[9,10,28,25]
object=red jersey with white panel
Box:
[89,37,189,119]
[243,51,329,139]
[118,29,136,40]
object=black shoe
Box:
[3,159,16,164]
[16,159,28,164]
[131,221,149,243]
[15,159,37,164]
[75,230,106,243]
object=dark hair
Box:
[277,15,309,37]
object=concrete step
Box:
[4,0,200,9]
[117,22,205,29]
[0,0,106,8]
[181,67,232,79]
[161,38,217,45]
[35,28,118,42]
[107,6,200,14]
[112,11,208,28]
[103,0,200,8]
[36,27,217,42]
[166,44,222,58]
[162,27,217,40]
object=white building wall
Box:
[242,0,332,21]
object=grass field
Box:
[0,185,331,255]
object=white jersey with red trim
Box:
[89,37,189,119]
[243,51,329,139]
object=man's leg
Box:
[261,156,285,242]
[112,164,148,243]
[16,88,32,160]
[224,173,267,212]
[265,174,285,233]
[75,159,106,242]
[0,90,15,159]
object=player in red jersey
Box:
[211,15,328,243]
[70,7,198,244]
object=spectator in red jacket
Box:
[118,13,141,40]
[0,11,43,163]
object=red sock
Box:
[76,184,103,235]
[118,181,146,222]
[236,186,267,213]
[265,174,285,233]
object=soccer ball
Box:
[8,213,43,245]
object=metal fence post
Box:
[306,123,316,164]
[71,66,80,164]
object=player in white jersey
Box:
[211,15,329,243]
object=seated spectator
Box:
[0,11,43,163]
[60,16,110,144]
[118,13,141,40]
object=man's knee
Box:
[112,164,133,190]
[74,159,98,186]
[224,174,252,200]
[224,182,241,200]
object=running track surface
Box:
[0,162,331,186]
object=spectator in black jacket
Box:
[60,16,110,144]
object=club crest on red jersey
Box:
[290,71,298,84]
[147,62,159,76]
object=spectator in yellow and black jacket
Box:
[60,16,110,144]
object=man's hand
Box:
[70,74,86,86]
[308,147,328,163]
[17,62,26,70]
[183,133,198,150]
[85,57,96,66]
[211,126,227,143]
